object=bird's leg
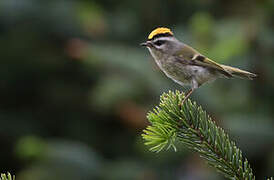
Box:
[179,80,198,108]
[178,88,194,108]
[182,88,194,104]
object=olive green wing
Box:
[174,44,232,78]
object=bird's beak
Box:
[140,41,153,47]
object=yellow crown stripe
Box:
[148,27,173,40]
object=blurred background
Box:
[0,0,273,179]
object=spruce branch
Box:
[142,90,256,180]
[0,173,15,180]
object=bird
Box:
[140,27,257,104]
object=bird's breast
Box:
[154,55,217,86]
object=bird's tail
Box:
[220,65,257,80]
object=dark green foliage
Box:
[142,91,257,180]
[0,173,14,180]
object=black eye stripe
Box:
[154,40,165,46]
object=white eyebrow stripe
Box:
[152,37,173,42]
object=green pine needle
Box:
[142,90,256,180]
[0,173,15,180]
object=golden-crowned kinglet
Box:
[141,27,257,103]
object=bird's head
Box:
[141,27,182,57]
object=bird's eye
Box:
[154,40,165,46]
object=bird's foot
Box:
[178,97,187,109]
